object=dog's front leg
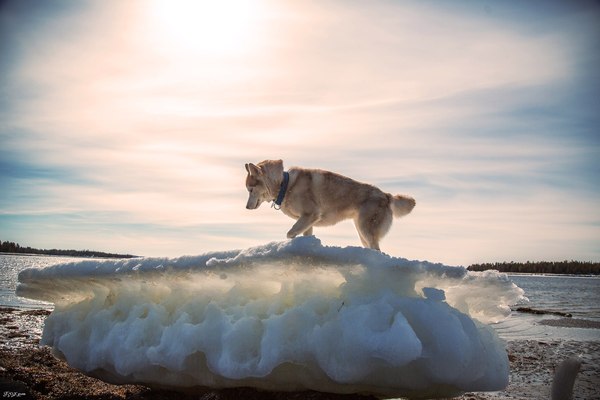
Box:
[287,214,319,239]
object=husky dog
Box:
[244,159,415,250]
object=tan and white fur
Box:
[245,159,415,251]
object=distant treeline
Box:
[468,260,600,275]
[0,240,138,259]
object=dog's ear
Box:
[261,159,284,183]
[246,163,262,177]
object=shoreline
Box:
[1,252,138,260]
[1,308,599,400]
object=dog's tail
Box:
[390,194,416,218]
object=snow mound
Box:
[17,237,525,398]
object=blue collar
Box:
[273,171,289,209]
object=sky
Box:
[1,0,599,265]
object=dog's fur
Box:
[245,159,415,250]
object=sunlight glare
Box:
[148,0,265,56]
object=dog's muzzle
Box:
[246,198,260,210]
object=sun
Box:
[147,0,265,57]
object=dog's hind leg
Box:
[354,216,382,250]
[355,229,374,249]
[355,200,393,250]
[357,229,380,250]
[303,226,313,236]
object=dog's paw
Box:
[286,231,298,239]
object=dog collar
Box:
[272,171,289,210]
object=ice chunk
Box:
[17,237,524,398]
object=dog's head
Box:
[244,159,284,209]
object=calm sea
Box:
[494,274,600,341]
[0,254,97,309]
[1,254,599,341]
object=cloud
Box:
[1,0,598,263]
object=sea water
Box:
[494,274,600,341]
[510,274,600,321]
[0,254,83,309]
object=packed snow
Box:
[17,237,525,398]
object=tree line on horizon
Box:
[468,260,600,275]
[0,240,137,259]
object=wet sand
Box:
[1,308,599,399]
